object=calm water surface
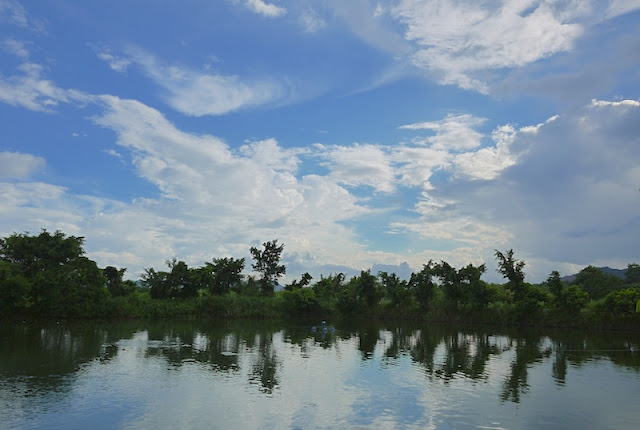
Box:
[1,320,639,429]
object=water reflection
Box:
[1,320,639,428]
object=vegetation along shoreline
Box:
[1,229,639,330]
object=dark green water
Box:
[1,320,639,429]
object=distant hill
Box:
[561,266,627,283]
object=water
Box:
[1,320,639,429]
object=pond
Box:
[1,320,639,429]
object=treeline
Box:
[1,229,639,327]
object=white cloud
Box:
[418,99,640,280]
[453,124,518,180]
[391,0,585,92]
[244,0,287,18]
[123,49,288,116]
[606,0,640,18]
[399,113,486,151]
[102,149,123,159]
[96,51,131,73]
[315,143,396,193]
[327,0,410,55]
[0,62,92,111]
[591,98,640,107]
[0,151,45,179]
[299,9,326,32]
[0,0,45,32]
[1,38,29,59]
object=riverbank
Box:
[5,290,640,331]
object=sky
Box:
[1,0,639,283]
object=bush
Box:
[280,288,319,315]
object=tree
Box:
[458,263,488,309]
[494,249,526,301]
[250,240,286,295]
[104,266,130,297]
[0,230,107,316]
[433,261,462,305]
[284,272,312,291]
[626,263,640,284]
[204,257,245,295]
[575,266,622,300]
[546,271,564,297]
[312,273,344,300]
[354,270,379,307]
[408,261,436,310]
[379,271,410,307]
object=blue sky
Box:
[1,0,639,283]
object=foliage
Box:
[250,240,286,295]
[379,271,411,307]
[0,230,108,317]
[546,271,564,297]
[555,285,589,314]
[312,273,344,300]
[284,272,312,291]
[280,287,318,314]
[603,288,640,317]
[2,228,638,329]
[494,249,526,301]
[352,270,380,307]
[408,261,436,310]
[202,257,245,295]
[625,263,640,284]
[574,266,622,300]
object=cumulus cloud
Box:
[0,151,45,179]
[415,99,640,281]
[315,143,396,193]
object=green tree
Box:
[354,270,379,307]
[626,263,640,284]
[250,240,286,295]
[0,260,30,314]
[433,261,462,306]
[312,273,344,300]
[494,249,526,301]
[546,270,564,297]
[204,257,245,295]
[0,230,107,316]
[379,271,410,307]
[603,288,640,316]
[142,267,170,299]
[458,263,488,309]
[575,266,622,300]
[104,266,130,297]
[284,272,312,291]
[408,261,436,310]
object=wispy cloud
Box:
[244,0,287,18]
[95,49,131,73]
[0,62,92,111]
[0,0,46,32]
[0,151,45,179]
[399,113,486,151]
[1,38,30,59]
[117,49,290,116]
